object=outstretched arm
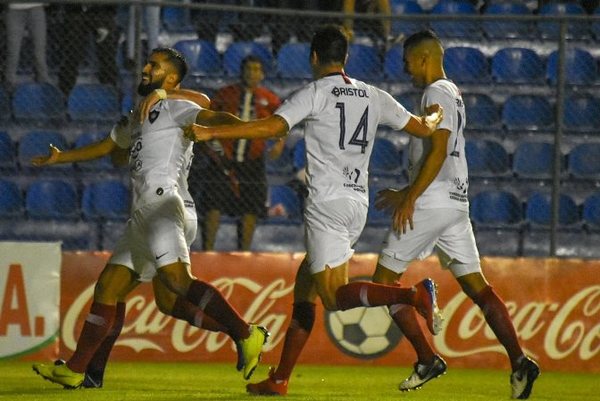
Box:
[184,115,290,142]
[31,135,118,166]
[402,104,444,138]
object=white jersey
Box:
[408,79,469,211]
[110,99,201,212]
[276,73,411,206]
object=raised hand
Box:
[424,104,443,130]
[31,144,61,166]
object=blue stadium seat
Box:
[568,143,600,179]
[502,95,553,131]
[443,47,489,84]
[384,45,410,82]
[82,180,130,220]
[491,48,544,84]
[563,94,600,132]
[12,82,65,123]
[0,131,16,171]
[470,190,522,226]
[68,84,120,122]
[73,132,113,170]
[393,92,418,113]
[431,1,480,38]
[266,142,294,176]
[538,2,589,40]
[390,0,425,38]
[462,93,500,130]
[525,192,579,227]
[482,2,534,39]
[161,6,194,33]
[223,42,274,77]
[465,139,509,177]
[513,141,558,179]
[0,87,9,122]
[174,40,222,76]
[546,48,597,86]
[370,138,402,177]
[18,131,71,171]
[0,180,23,219]
[583,192,600,229]
[0,220,99,250]
[277,43,311,79]
[267,185,302,223]
[26,179,79,220]
[292,138,306,172]
[346,44,382,81]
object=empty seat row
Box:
[466,139,600,179]
[464,93,599,132]
[174,39,600,85]
[0,179,305,224]
[470,190,600,229]
[0,131,117,172]
[1,83,120,124]
[0,179,129,221]
[390,1,597,40]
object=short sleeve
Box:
[422,86,454,132]
[376,88,411,130]
[275,84,315,129]
[109,123,131,149]
[169,99,202,126]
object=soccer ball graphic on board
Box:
[325,281,403,359]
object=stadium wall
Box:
[1,243,598,373]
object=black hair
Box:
[241,54,263,72]
[403,29,442,53]
[151,47,188,83]
[310,25,348,65]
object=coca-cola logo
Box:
[63,277,294,354]
[434,285,600,361]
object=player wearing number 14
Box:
[185,25,443,396]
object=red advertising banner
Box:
[57,252,599,373]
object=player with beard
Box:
[31,47,269,389]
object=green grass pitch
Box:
[1,361,598,401]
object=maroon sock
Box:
[185,280,248,341]
[273,302,316,381]
[171,295,228,333]
[67,302,116,373]
[472,286,523,370]
[390,304,435,364]
[336,281,415,311]
[86,302,125,377]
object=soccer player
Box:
[372,30,540,399]
[31,47,268,389]
[184,25,444,396]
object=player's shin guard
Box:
[85,301,126,384]
[272,302,316,381]
[171,295,227,333]
[185,280,248,341]
[67,302,117,373]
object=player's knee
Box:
[372,263,400,284]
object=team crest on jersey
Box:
[149,110,160,123]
